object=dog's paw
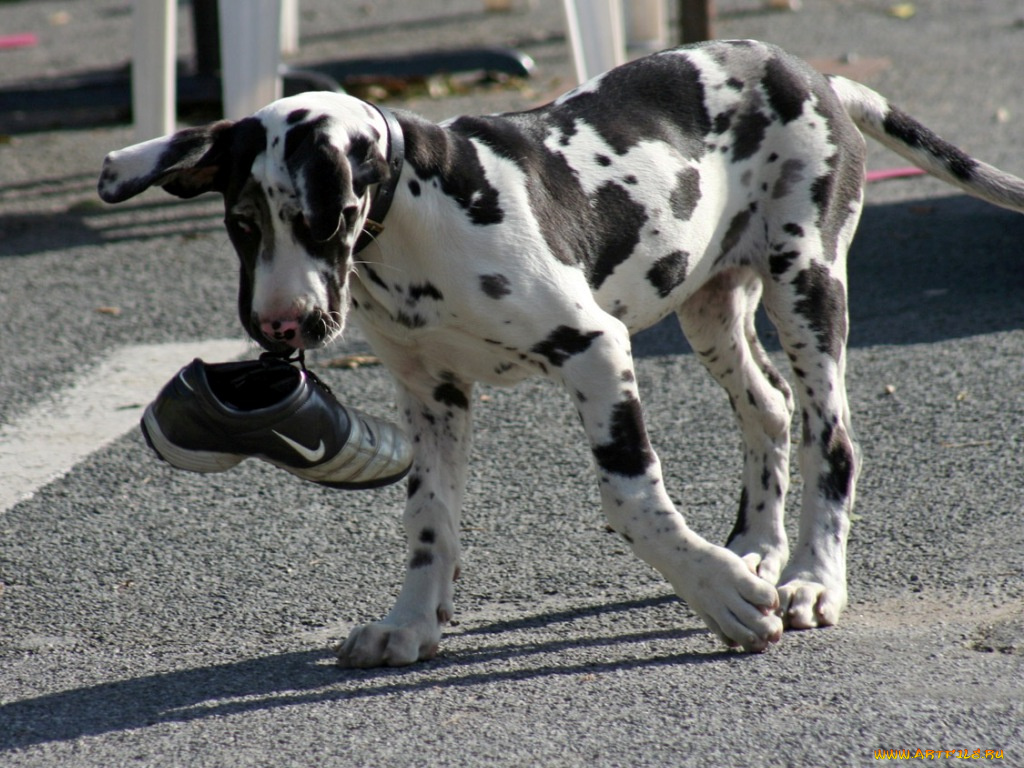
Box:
[727,532,789,586]
[677,544,783,653]
[334,615,443,668]
[777,567,847,629]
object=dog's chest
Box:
[349,273,538,387]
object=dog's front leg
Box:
[562,324,783,652]
[335,379,470,668]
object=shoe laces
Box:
[259,349,335,396]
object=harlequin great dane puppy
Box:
[99,40,1024,667]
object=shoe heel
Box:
[141,406,245,473]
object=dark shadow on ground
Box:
[0,173,222,258]
[0,594,727,752]
[632,193,1024,356]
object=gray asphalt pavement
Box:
[1,1,1022,765]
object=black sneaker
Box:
[140,355,413,490]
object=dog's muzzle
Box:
[254,308,337,351]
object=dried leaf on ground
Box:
[322,354,382,369]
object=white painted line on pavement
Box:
[0,339,252,513]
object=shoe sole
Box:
[141,404,412,491]
[141,405,245,473]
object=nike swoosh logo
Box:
[272,431,326,463]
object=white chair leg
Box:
[280,0,299,56]
[131,0,177,142]
[626,0,667,53]
[218,0,282,120]
[562,0,625,84]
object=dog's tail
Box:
[827,74,1024,214]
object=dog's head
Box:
[98,93,399,352]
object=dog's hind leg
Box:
[553,316,783,651]
[755,132,865,630]
[335,375,472,668]
[761,252,860,630]
[677,268,794,586]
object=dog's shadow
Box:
[0,595,727,752]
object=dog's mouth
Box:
[247,306,346,353]
[241,289,348,354]
[241,260,351,353]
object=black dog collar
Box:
[354,104,405,254]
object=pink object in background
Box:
[866,167,927,183]
[0,33,38,50]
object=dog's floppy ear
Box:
[98,120,235,203]
[285,118,387,242]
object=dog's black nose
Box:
[257,316,303,347]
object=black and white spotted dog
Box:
[99,40,1024,667]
